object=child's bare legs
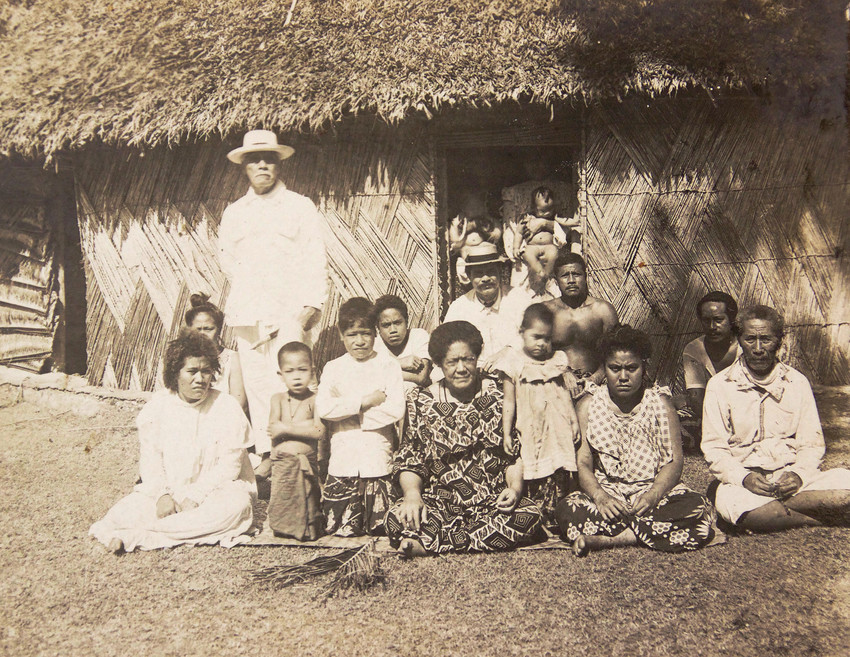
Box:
[523,244,558,293]
[523,245,549,291]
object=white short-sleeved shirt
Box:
[374,327,431,362]
[682,336,739,390]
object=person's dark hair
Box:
[598,324,653,362]
[163,328,220,392]
[277,341,313,368]
[184,293,225,332]
[338,297,375,333]
[696,291,738,323]
[532,186,554,205]
[554,251,586,273]
[735,305,785,339]
[374,294,409,323]
[520,303,554,331]
[428,321,483,365]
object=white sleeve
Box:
[315,361,362,421]
[134,398,169,499]
[362,360,406,430]
[700,380,751,486]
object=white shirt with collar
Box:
[316,351,405,478]
[701,357,826,487]
[218,181,328,328]
[444,286,515,363]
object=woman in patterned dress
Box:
[555,325,715,556]
[384,321,545,556]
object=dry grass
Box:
[1,391,848,657]
[0,0,842,158]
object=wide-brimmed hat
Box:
[227,130,295,164]
[464,242,507,268]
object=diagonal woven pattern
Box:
[583,97,850,387]
[75,122,438,390]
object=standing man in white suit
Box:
[218,130,328,478]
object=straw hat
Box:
[464,242,507,268]
[227,130,295,164]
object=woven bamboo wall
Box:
[74,121,438,390]
[0,197,59,372]
[582,97,850,386]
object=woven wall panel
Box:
[584,97,850,386]
[74,123,438,390]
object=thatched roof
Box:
[0,0,844,158]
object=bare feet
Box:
[107,538,124,555]
[572,535,589,557]
[253,455,272,479]
[572,530,638,556]
[398,538,427,559]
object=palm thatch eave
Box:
[0,0,843,159]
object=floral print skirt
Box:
[555,486,716,552]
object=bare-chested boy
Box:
[544,252,618,392]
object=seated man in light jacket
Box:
[701,304,850,532]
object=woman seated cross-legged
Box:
[384,320,545,556]
[556,325,716,556]
[90,330,256,553]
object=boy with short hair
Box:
[267,342,326,541]
[316,297,406,536]
[374,294,432,390]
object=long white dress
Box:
[90,389,257,551]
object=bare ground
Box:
[1,391,848,657]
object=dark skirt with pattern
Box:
[555,487,716,553]
[322,474,395,537]
[385,491,545,554]
[525,469,579,531]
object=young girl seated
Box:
[373,294,432,390]
[511,187,581,291]
[492,303,581,529]
[316,297,406,536]
[267,342,326,541]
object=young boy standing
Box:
[316,298,405,536]
[267,342,325,541]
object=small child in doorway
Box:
[447,211,503,286]
[511,187,581,291]
[267,342,326,541]
[492,303,581,530]
[316,297,406,536]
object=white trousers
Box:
[715,467,850,524]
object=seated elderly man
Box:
[701,305,850,531]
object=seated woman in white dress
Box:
[90,330,257,553]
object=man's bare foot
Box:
[107,538,124,554]
[253,455,272,479]
[398,538,427,559]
